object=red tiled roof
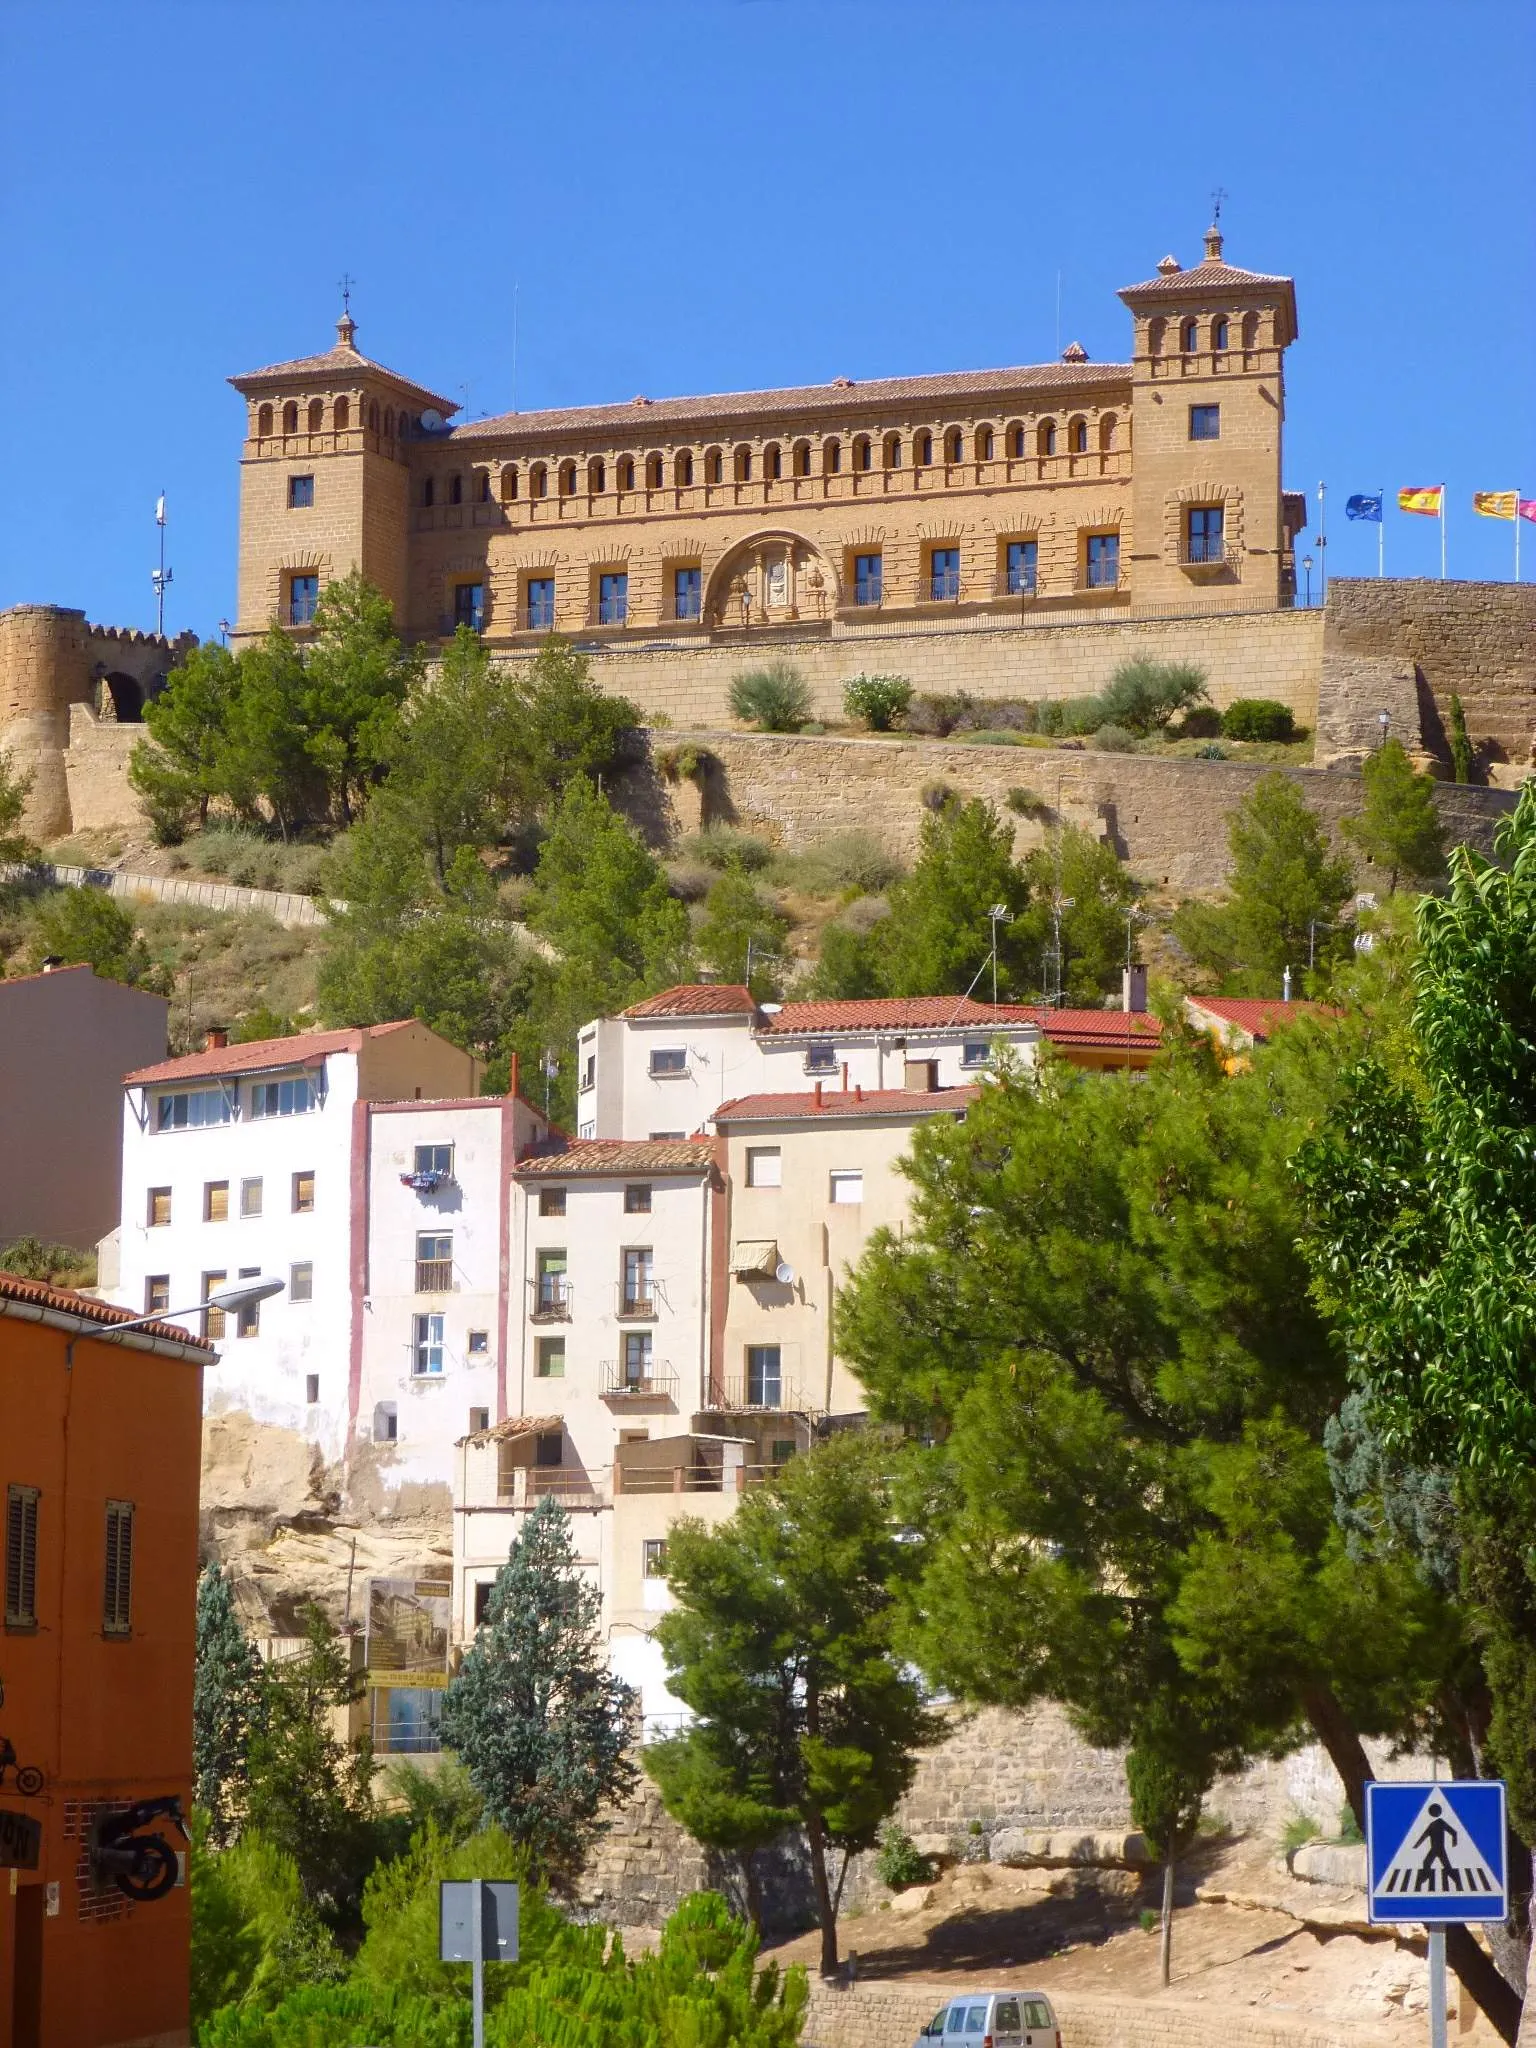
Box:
[1186,997,1335,1041]
[125,1020,417,1087]
[229,342,459,413]
[450,361,1128,444]
[713,1087,979,1123]
[760,997,1041,1036]
[1119,255,1294,298]
[0,1272,212,1351]
[1037,1009,1163,1046]
[622,985,760,1019]
[515,1139,716,1178]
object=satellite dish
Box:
[419,408,445,431]
[774,1261,796,1286]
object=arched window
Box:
[559,461,576,496]
[1241,310,1260,351]
[945,427,964,464]
[854,435,872,471]
[590,458,606,493]
[450,473,464,505]
[385,409,395,438]
[706,448,723,484]
[765,443,782,479]
[531,463,548,499]
[1009,424,1025,458]
[618,456,635,491]
[368,400,379,432]
[647,454,664,489]
[423,477,436,508]
[500,465,519,502]
[307,398,324,433]
[1181,318,1199,352]
[977,425,994,461]
[675,451,694,487]
[476,468,491,502]
[257,403,273,438]
[282,401,299,435]
[823,439,841,474]
[916,431,933,466]
[1069,417,1088,454]
[1037,420,1057,457]
[794,441,812,477]
[734,445,752,482]
[1148,316,1166,357]
[883,433,902,469]
[1212,316,1229,352]
[1099,413,1118,452]
[334,396,350,432]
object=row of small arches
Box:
[257,396,409,439]
[1150,312,1258,354]
[421,416,1121,507]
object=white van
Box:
[912,1990,1061,2048]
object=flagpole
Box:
[1378,486,1385,578]
[1440,486,1447,581]
[1317,480,1327,603]
[1516,492,1521,583]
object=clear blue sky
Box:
[2,1,1531,639]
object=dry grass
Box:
[133,902,326,1052]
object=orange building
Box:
[0,1275,209,2048]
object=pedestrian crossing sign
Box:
[1366,1779,1507,1924]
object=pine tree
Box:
[697,866,789,997]
[193,1562,263,1844]
[1448,693,1474,785]
[1344,736,1447,893]
[880,796,1031,998]
[440,1497,638,1894]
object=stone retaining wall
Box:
[4,862,327,930]
[582,605,1323,730]
[635,728,1515,892]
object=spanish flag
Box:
[1473,492,1519,521]
[1399,486,1444,516]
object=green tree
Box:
[194,1563,264,1844]
[131,641,246,841]
[242,1605,376,1923]
[802,913,888,1000]
[190,1821,344,2033]
[1172,772,1354,993]
[0,748,37,873]
[440,1499,638,1894]
[880,797,1030,998]
[222,628,329,838]
[1342,736,1446,894]
[1125,1697,1228,1988]
[697,866,789,997]
[26,887,152,985]
[300,569,421,823]
[1448,693,1474,784]
[1017,826,1136,1005]
[516,635,639,800]
[377,628,525,885]
[646,1432,941,1975]
[1096,659,1209,736]
[836,1038,1515,2036]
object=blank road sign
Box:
[439,1879,520,1962]
[1366,1780,1507,1924]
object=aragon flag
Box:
[1399,486,1444,516]
[1473,492,1519,520]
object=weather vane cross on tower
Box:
[1210,186,1227,225]
[338,272,354,315]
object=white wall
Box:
[115,1053,359,1460]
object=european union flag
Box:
[1346,494,1384,522]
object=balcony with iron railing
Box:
[1074,562,1123,594]
[616,1286,658,1321]
[600,1359,679,1404]
[1179,541,1240,576]
[701,1376,808,1414]
[414,1259,455,1294]
[530,1280,572,1322]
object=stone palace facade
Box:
[230,224,1304,656]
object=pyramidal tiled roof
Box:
[230,323,459,412]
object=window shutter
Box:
[103,1501,134,1634]
[5,1486,39,1627]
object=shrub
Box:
[679,825,774,873]
[968,699,1040,733]
[1194,742,1228,760]
[665,860,715,904]
[920,780,956,812]
[906,692,977,738]
[959,730,1027,746]
[1221,698,1296,743]
[1282,1814,1320,1856]
[1005,787,1047,818]
[0,1237,95,1289]
[874,1825,937,1891]
[842,674,914,731]
[1448,693,1473,783]
[1174,705,1223,739]
[729,662,811,732]
[1097,659,1209,735]
[1035,694,1104,738]
[770,831,903,896]
[656,743,708,783]
[1092,723,1140,753]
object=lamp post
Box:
[1378,709,1391,748]
[66,1276,284,1366]
[1302,554,1314,608]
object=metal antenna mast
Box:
[152,493,172,636]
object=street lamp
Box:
[69,1277,285,1364]
[1302,554,1314,607]
[1378,709,1391,747]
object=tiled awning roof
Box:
[515,1140,716,1177]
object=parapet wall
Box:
[583,604,1324,728]
[639,727,1514,892]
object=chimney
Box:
[855,1082,863,1103]
[1282,966,1293,1002]
[1122,965,1148,1014]
[39,955,63,974]
[814,1079,824,1109]
[841,1061,850,1092]
[205,1025,229,1050]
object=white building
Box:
[576,986,1045,1141]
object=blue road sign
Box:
[1366,1780,1507,1924]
